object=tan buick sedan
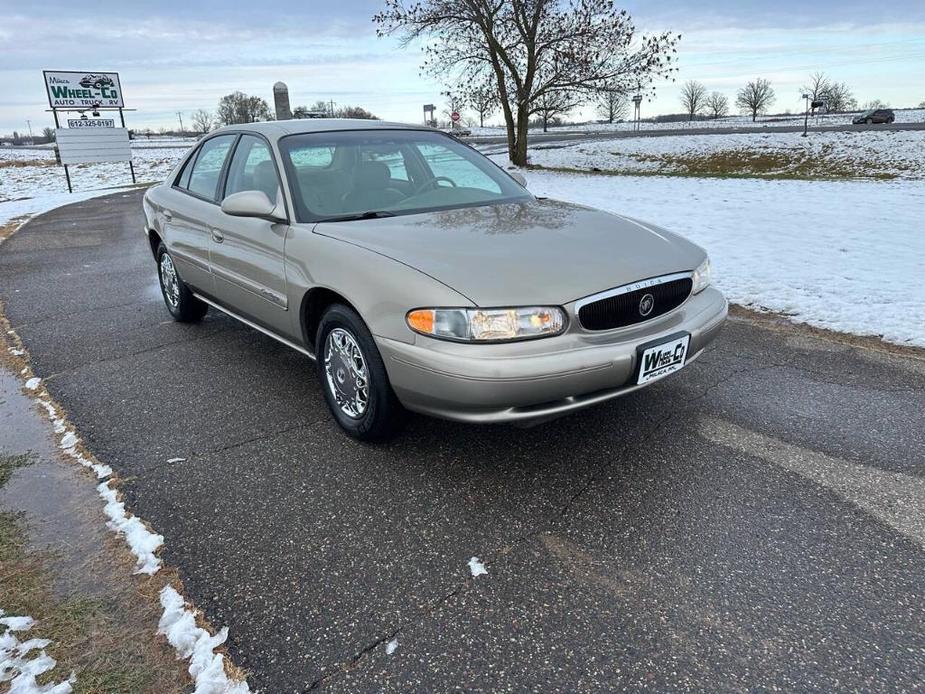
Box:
[143,120,727,440]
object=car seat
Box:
[341,162,404,212]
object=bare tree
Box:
[531,89,579,132]
[191,109,213,134]
[704,91,728,119]
[862,99,887,110]
[802,72,831,107]
[216,91,272,125]
[679,80,707,121]
[595,87,627,124]
[466,81,498,127]
[736,78,775,122]
[41,126,56,142]
[375,0,680,166]
[825,82,856,113]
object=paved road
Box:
[2,191,923,692]
[469,120,925,145]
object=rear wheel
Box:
[316,304,405,441]
[156,243,208,322]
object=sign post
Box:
[423,103,435,127]
[632,94,643,132]
[43,70,133,192]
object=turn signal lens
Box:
[406,307,566,342]
[406,309,435,334]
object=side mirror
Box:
[221,190,286,222]
[509,171,527,188]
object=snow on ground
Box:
[518,129,925,180]
[522,169,925,348]
[468,557,488,578]
[0,610,73,693]
[158,587,251,694]
[0,147,184,202]
[468,108,925,136]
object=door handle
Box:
[211,229,225,243]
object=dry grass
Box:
[532,143,916,181]
[0,217,30,244]
[629,145,905,180]
[0,158,56,169]
[0,510,187,694]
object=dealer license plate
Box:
[636,333,690,385]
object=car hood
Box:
[312,198,705,306]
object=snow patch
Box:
[97,482,163,575]
[385,638,399,655]
[9,349,24,356]
[468,557,488,578]
[157,587,251,694]
[166,457,187,464]
[0,609,73,693]
[24,378,40,391]
[62,447,112,480]
[57,432,78,450]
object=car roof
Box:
[211,119,430,141]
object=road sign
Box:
[67,118,115,128]
[56,127,131,165]
[44,71,124,109]
[451,111,460,122]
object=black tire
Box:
[315,304,405,441]
[156,243,208,322]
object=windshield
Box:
[278,129,531,222]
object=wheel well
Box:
[301,287,357,348]
[147,229,162,259]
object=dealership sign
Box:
[44,70,124,109]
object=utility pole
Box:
[26,119,33,141]
[329,100,335,118]
[176,111,185,134]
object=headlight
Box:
[406,307,567,342]
[691,257,712,294]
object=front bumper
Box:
[377,286,727,423]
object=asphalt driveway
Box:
[1,190,923,692]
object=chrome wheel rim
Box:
[324,328,369,418]
[159,253,180,309]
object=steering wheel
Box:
[413,176,457,196]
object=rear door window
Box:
[185,135,236,200]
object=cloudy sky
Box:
[1,0,923,133]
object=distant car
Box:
[79,74,114,90]
[143,120,726,440]
[443,127,471,138]
[853,109,895,125]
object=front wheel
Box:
[316,304,405,441]
[156,243,208,322]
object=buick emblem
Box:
[639,293,655,317]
